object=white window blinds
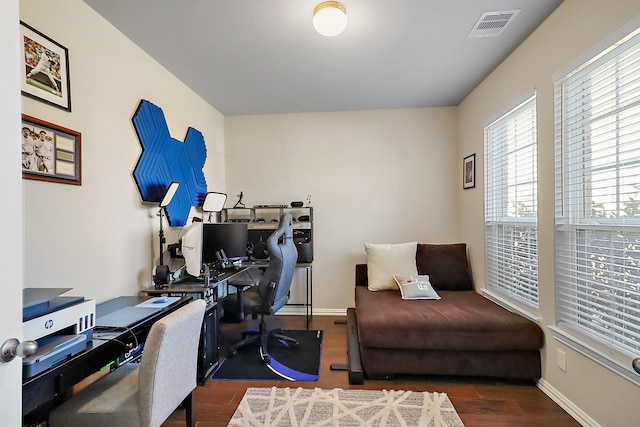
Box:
[555,26,640,358]
[484,94,538,308]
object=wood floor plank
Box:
[162,314,580,426]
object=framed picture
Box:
[22,115,81,185]
[463,153,476,189]
[20,21,71,111]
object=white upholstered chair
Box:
[49,299,206,427]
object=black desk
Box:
[143,266,251,383]
[142,261,313,384]
[154,261,313,327]
[22,295,190,426]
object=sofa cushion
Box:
[393,274,441,300]
[416,243,474,291]
[365,242,417,291]
[355,286,544,352]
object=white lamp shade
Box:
[313,1,347,37]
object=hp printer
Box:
[22,288,95,378]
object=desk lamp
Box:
[154,182,179,288]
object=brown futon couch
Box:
[354,243,544,381]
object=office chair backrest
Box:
[257,214,298,312]
[138,299,206,427]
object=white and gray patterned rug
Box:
[228,387,465,426]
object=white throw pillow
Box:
[393,274,441,300]
[365,242,418,291]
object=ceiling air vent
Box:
[468,10,521,38]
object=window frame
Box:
[553,19,640,384]
[484,92,539,310]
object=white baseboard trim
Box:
[311,308,348,316]
[276,307,348,316]
[537,378,599,427]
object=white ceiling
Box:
[83,0,563,115]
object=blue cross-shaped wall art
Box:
[132,99,208,227]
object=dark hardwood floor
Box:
[164,314,581,426]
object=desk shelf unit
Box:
[222,206,314,326]
[221,206,313,264]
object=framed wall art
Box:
[20,21,71,111]
[463,153,476,189]
[22,115,81,185]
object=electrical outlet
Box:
[557,348,567,372]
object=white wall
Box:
[458,0,640,425]
[225,108,459,310]
[20,0,225,303]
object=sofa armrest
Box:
[355,264,368,287]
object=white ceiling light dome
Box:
[313,1,348,37]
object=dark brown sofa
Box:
[354,243,544,381]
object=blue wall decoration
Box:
[132,99,208,227]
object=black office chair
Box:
[222,269,264,323]
[222,213,299,363]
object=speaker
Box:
[153,264,169,288]
[294,229,313,262]
[296,241,313,263]
[248,229,271,259]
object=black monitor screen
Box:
[202,223,249,264]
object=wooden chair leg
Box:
[183,392,194,427]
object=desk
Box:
[144,265,263,382]
[144,277,235,384]
[22,295,190,427]
[153,261,313,327]
[144,261,313,383]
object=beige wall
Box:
[20,0,226,303]
[458,0,640,425]
[225,108,460,311]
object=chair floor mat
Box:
[210,329,323,381]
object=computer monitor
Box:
[202,223,249,264]
[181,222,249,277]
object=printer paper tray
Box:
[23,334,87,378]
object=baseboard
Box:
[276,307,348,316]
[311,308,348,316]
[537,378,599,427]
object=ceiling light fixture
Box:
[313,1,348,37]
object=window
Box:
[555,26,640,362]
[484,94,538,308]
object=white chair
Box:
[49,299,206,427]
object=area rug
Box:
[212,330,323,381]
[228,387,465,426]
